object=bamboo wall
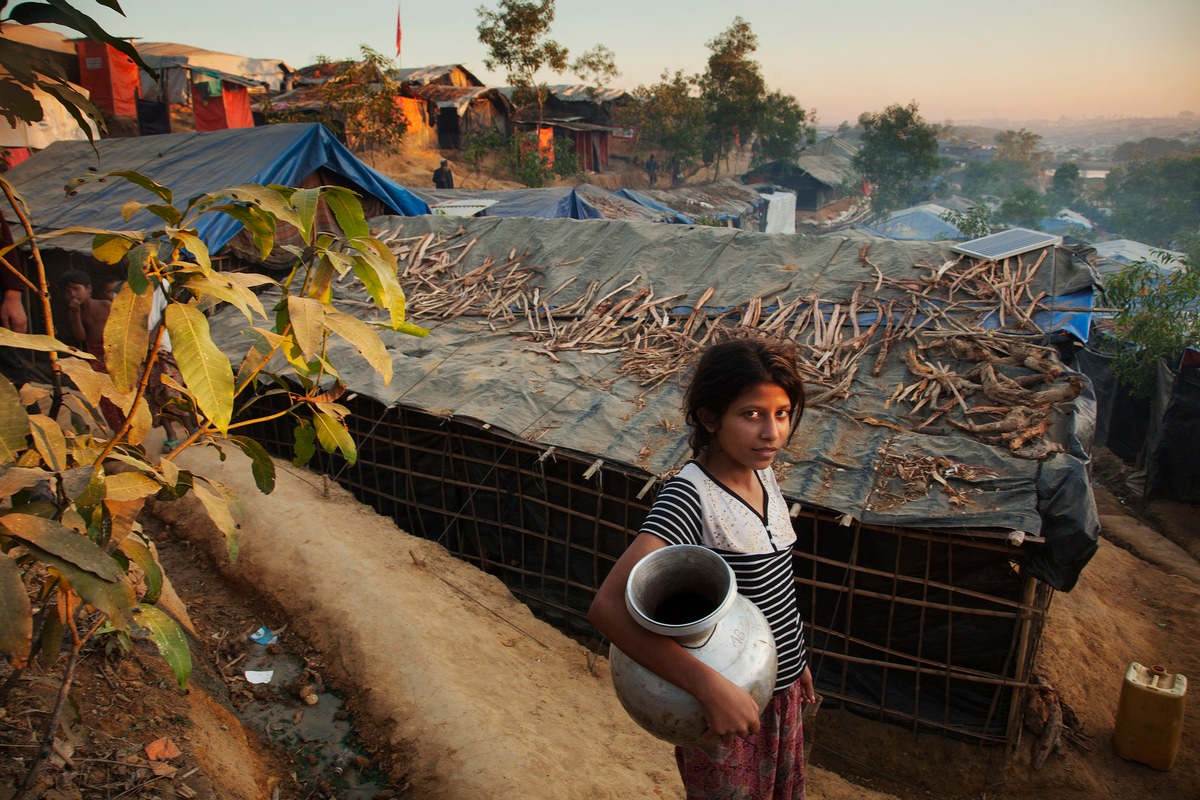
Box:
[246,392,1051,746]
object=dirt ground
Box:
[110,439,1193,800]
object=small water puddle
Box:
[228,632,394,798]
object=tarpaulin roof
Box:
[856,203,964,241]
[135,41,290,90]
[0,123,429,253]
[411,185,670,222]
[634,180,765,223]
[206,215,1103,590]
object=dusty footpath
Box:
[156,446,894,800]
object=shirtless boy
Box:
[61,269,110,357]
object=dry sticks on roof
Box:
[376,230,1074,430]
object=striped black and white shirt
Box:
[640,461,807,693]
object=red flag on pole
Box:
[395,2,402,60]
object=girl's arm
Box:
[589,532,763,743]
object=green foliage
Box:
[460,129,507,185]
[319,46,407,158]
[622,70,706,171]
[753,90,815,166]
[994,128,1045,168]
[571,44,619,99]
[1049,161,1082,210]
[1105,152,1200,249]
[1103,254,1200,397]
[1113,137,1196,163]
[476,0,568,113]
[997,185,1047,228]
[0,1,155,140]
[698,17,766,171]
[853,101,940,216]
[939,206,993,239]
[0,174,427,786]
[960,158,1031,201]
[496,129,575,187]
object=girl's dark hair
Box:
[684,337,806,455]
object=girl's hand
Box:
[697,673,762,746]
[796,666,817,703]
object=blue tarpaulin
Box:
[2,123,429,254]
[412,185,668,222]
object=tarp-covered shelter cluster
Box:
[414,185,672,222]
[0,123,427,334]
[746,136,861,211]
[856,202,966,241]
[218,214,1101,746]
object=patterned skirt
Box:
[675,681,806,800]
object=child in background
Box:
[61,269,122,432]
[61,269,110,358]
[589,337,816,800]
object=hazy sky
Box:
[82,0,1200,125]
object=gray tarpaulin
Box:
[208,215,1101,590]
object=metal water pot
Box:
[609,544,778,745]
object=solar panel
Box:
[951,228,1062,260]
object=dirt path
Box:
[152,444,1198,800]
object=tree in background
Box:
[1112,136,1195,163]
[1048,161,1082,210]
[753,90,815,166]
[853,101,940,216]
[1105,152,1200,249]
[697,17,765,175]
[995,128,1045,168]
[620,70,707,178]
[318,46,407,162]
[571,44,619,100]
[997,185,1047,228]
[476,0,568,120]
[939,205,993,239]
[1104,252,1200,397]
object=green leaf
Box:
[27,414,66,472]
[0,553,32,668]
[103,472,161,502]
[324,308,394,384]
[293,421,316,467]
[191,477,241,561]
[0,467,47,499]
[50,559,136,628]
[117,203,182,226]
[0,376,29,462]
[185,275,266,323]
[207,184,301,230]
[324,187,370,240]
[119,536,162,605]
[133,604,191,688]
[165,304,234,433]
[105,282,153,394]
[125,247,153,295]
[289,187,321,244]
[313,411,356,466]
[286,295,325,362]
[0,514,124,582]
[227,435,275,495]
[55,357,103,405]
[0,327,90,359]
[210,203,275,259]
[40,612,63,665]
[173,232,212,275]
[392,320,430,338]
[93,232,138,265]
[106,170,173,204]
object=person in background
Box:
[0,215,29,389]
[645,153,658,187]
[61,270,109,357]
[95,273,120,302]
[433,158,454,189]
[590,337,816,800]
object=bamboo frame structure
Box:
[245,391,1054,747]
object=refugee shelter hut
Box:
[217,214,1101,747]
[135,41,290,102]
[187,68,257,132]
[0,122,428,339]
[635,179,768,229]
[747,136,861,211]
[394,64,486,88]
[405,84,512,150]
[856,202,966,241]
[413,185,671,222]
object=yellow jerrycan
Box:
[1113,662,1187,771]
